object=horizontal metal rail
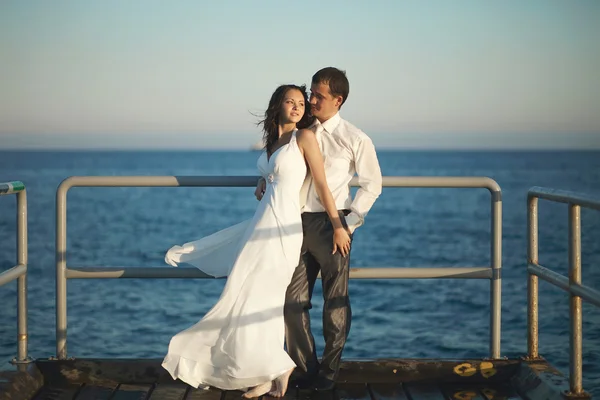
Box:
[56,175,503,192]
[527,263,600,308]
[0,264,27,286]
[0,181,29,364]
[529,186,600,211]
[56,175,502,361]
[65,266,494,280]
[527,186,599,398]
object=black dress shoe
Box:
[313,376,335,391]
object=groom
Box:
[283,67,382,390]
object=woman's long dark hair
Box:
[257,84,315,155]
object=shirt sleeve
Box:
[346,136,382,232]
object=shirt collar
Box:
[312,112,341,135]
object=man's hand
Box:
[255,178,266,201]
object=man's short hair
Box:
[312,67,349,107]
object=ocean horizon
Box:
[1,131,599,151]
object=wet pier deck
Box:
[30,381,521,400]
[1,358,569,400]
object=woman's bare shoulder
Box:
[296,129,315,143]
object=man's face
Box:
[310,82,342,123]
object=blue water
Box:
[1,150,599,394]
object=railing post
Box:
[1,182,31,364]
[56,184,68,359]
[527,195,539,359]
[16,190,28,362]
[489,190,502,359]
[526,187,599,397]
[567,204,584,397]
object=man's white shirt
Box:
[300,112,382,233]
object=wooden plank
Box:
[368,383,409,400]
[280,387,298,400]
[511,361,568,400]
[75,384,117,400]
[35,359,172,386]
[222,390,245,400]
[187,387,224,400]
[297,387,319,400]
[298,388,337,400]
[33,359,520,386]
[32,385,82,400]
[404,384,446,400]
[221,386,296,400]
[111,384,153,400]
[479,385,521,400]
[442,385,486,400]
[336,383,372,400]
[337,360,518,384]
[147,383,188,400]
[0,365,45,400]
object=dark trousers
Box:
[284,210,352,382]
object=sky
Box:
[1,1,599,150]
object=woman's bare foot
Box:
[269,368,294,397]
[242,381,274,398]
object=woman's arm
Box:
[254,177,266,200]
[296,129,351,256]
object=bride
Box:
[162,84,351,397]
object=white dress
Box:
[162,131,306,390]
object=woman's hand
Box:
[254,178,266,200]
[332,227,351,257]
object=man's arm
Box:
[346,137,382,232]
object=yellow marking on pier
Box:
[480,361,497,378]
[453,363,477,377]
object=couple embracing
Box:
[162,67,382,397]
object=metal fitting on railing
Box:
[0,181,30,364]
[526,186,600,398]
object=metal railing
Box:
[527,187,600,398]
[55,176,502,360]
[0,181,29,364]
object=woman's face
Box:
[279,89,305,125]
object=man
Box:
[254,67,382,390]
[281,67,382,391]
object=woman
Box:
[162,84,351,397]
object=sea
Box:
[0,150,599,394]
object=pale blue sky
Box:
[1,1,599,149]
